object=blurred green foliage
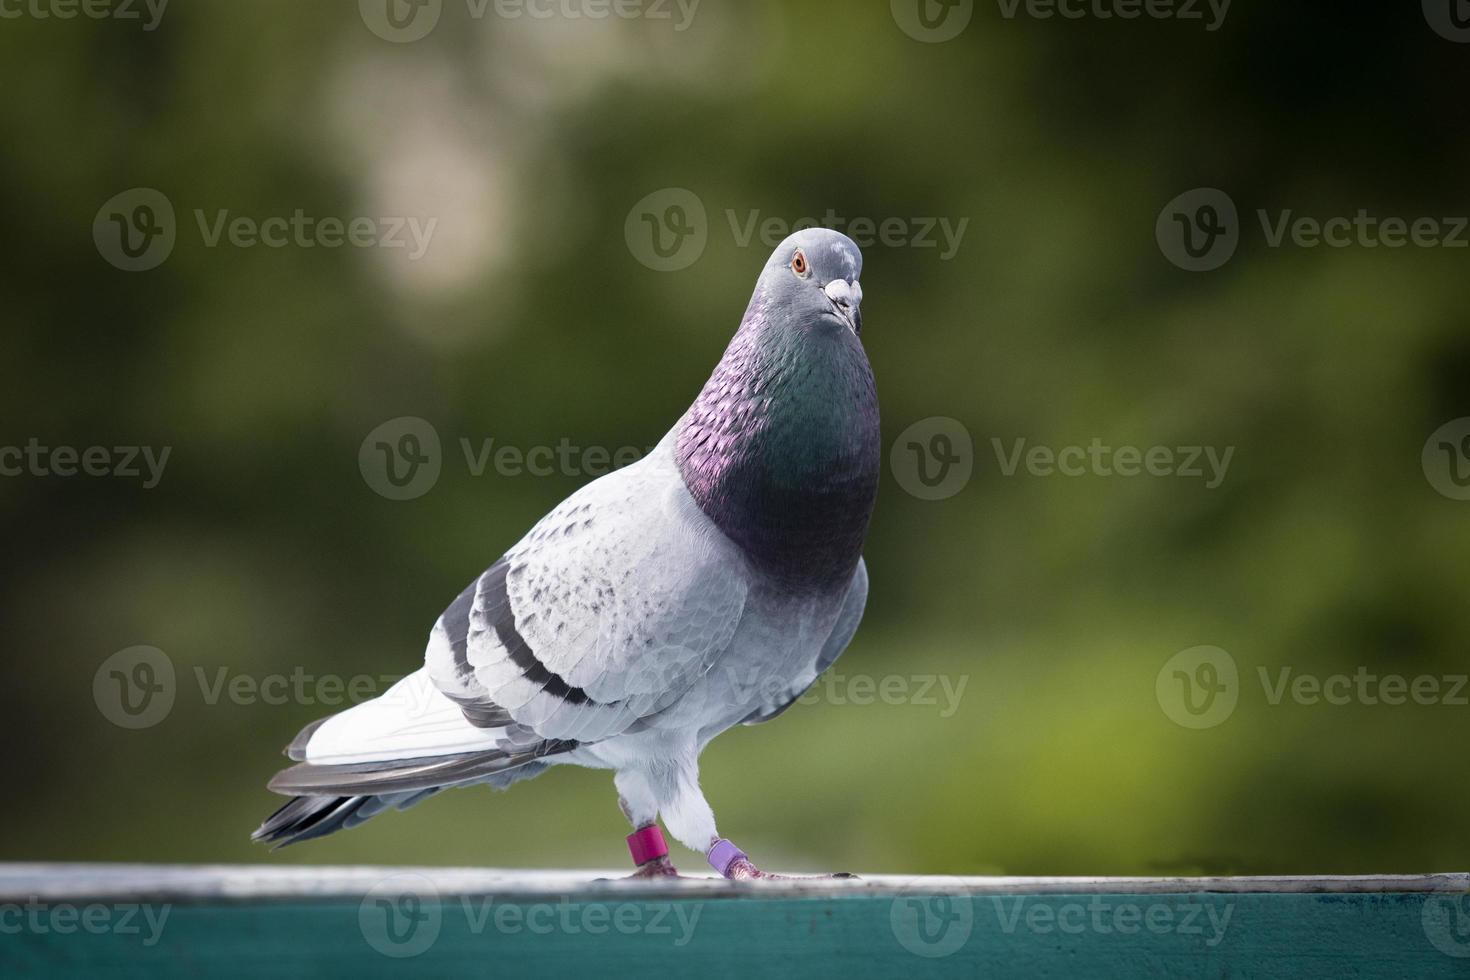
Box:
[2,0,1469,876]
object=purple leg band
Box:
[707,838,748,877]
[627,825,669,866]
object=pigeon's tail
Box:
[252,789,443,848]
[252,668,577,847]
[252,744,574,848]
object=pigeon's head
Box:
[755,228,864,336]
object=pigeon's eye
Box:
[790,249,810,278]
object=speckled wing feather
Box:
[426,435,751,743]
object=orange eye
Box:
[790,249,809,277]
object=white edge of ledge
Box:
[0,865,1467,903]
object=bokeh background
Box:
[3,0,1469,876]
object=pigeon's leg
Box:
[615,770,680,879]
[653,755,856,881]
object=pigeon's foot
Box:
[722,858,858,881]
[625,855,682,879]
[708,838,860,881]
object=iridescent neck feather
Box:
[676,295,880,591]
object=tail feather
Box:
[252,790,443,849]
[267,739,577,797]
[253,741,577,847]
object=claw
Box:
[626,855,682,879]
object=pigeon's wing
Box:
[426,443,751,743]
[741,558,868,725]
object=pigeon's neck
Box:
[676,306,879,592]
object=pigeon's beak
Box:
[823,278,863,335]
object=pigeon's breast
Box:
[675,332,880,592]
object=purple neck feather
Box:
[676,296,880,591]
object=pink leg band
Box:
[627,825,669,866]
[707,838,748,877]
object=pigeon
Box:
[254,227,879,879]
